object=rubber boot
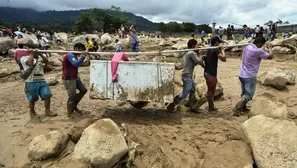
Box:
[73,91,86,114]
[192,96,207,112]
[67,102,75,116]
[166,95,182,113]
[208,98,218,112]
[232,99,245,117]
[189,94,198,111]
[44,99,57,117]
[242,104,250,112]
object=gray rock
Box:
[0,37,14,54]
[202,140,253,168]
[250,94,289,119]
[0,68,9,78]
[54,32,68,43]
[17,34,39,48]
[258,67,296,90]
[73,118,128,168]
[46,76,59,86]
[242,115,297,168]
[28,131,70,161]
[101,33,112,45]
[50,58,62,67]
[70,118,94,143]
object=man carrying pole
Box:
[193,36,226,112]
[166,39,204,113]
[62,43,89,116]
[232,37,273,116]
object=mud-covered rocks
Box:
[28,131,70,161]
[250,94,289,119]
[202,140,253,168]
[73,118,128,168]
[242,115,297,168]
[17,34,39,48]
[70,118,94,143]
[258,67,296,90]
[0,37,14,54]
[46,76,59,86]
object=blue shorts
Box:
[25,81,52,102]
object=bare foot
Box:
[74,107,83,115]
[45,110,57,117]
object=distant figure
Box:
[201,30,206,44]
[50,31,54,40]
[121,25,126,38]
[92,38,99,51]
[255,25,260,38]
[271,23,277,41]
[226,25,232,40]
[84,38,94,51]
[0,30,3,37]
[242,24,250,39]
[40,34,50,50]
[218,26,224,39]
[56,35,62,44]
[130,25,139,52]
[115,39,121,52]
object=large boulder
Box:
[202,141,253,168]
[28,131,70,161]
[272,46,293,54]
[0,68,10,78]
[119,38,130,49]
[72,34,100,45]
[279,34,297,46]
[50,58,62,67]
[258,67,296,90]
[73,118,129,168]
[0,37,14,54]
[171,42,187,50]
[70,118,94,143]
[46,76,59,86]
[250,94,290,119]
[55,32,68,43]
[242,115,297,168]
[101,33,112,45]
[17,34,39,48]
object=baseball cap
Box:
[210,36,223,45]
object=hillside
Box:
[0,7,158,31]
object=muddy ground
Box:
[0,54,297,168]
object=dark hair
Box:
[18,44,24,48]
[74,43,86,50]
[253,37,267,45]
[115,39,119,42]
[85,38,89,41]
[187,39,198,49]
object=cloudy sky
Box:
[0,0,296,28]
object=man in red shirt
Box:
[62,43,89,116]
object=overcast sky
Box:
[0,0,296,28]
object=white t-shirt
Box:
[40,36,49,47]
[115,42,121,51]
[20,56,45,82]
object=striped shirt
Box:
[239,44,269,78]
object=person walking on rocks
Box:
[20,50,57,118]
[232,37,273,116]
[194,36,226,112]
[62,43,89,116]
[166,39,204,113]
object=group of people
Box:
[17,42,90,118]
[167,35,273,116]
[114,24,139,53]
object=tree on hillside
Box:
[166,21,183,32]
[92,6,127,33]
[182,22,196,32]
[283,21,290,25]
[73,12,95,33]
[158,22,167,33]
